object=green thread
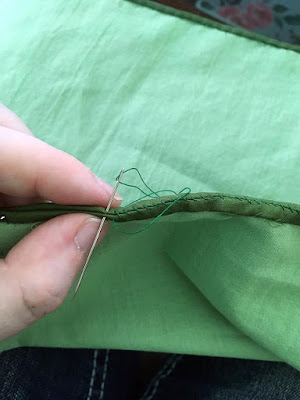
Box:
[115,210,122,219]
[116,168,177,206]
[112,168,192,234]
[112,187,191,234]
[116,168,158,199]
[125,190,178,207]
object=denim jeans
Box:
[0,348,300,399]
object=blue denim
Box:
[0,348,300,399]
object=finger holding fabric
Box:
[0,104,122,341]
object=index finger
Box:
[0,127,122,206]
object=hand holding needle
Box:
[72,168,124,300]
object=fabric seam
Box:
[99,349,110,400]
[87,349,99,400]
[140,354,183,400]
[112,194,300,217]
[1,192,300,226]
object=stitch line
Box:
[110,194,300,217]
[115,210,121,219]
[141,355,177,400]
[142,355,183,400]
[87,349,98,400]
[99,349,110,400]
[2,193,300,225]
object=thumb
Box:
[0,213,107,341]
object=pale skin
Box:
[0,104,122,341]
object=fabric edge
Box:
[1,192,300,225]
[126,0,300,54]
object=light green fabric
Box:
[0,0,300,369]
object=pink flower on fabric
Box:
[246,3,273,28]
[218,5,240,19]
[229,13,255,30]
[217,6,255,30]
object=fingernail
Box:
[95,175,122,201]
[74,217,101,254]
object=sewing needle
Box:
[72,168,124,301]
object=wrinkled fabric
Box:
[1,212,300,368]
[0,0,299,370]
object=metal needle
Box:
[72,168,124,300]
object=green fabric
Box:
[0,212,300,367]
[0,0,300,370]
[1,193,300,225]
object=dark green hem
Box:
[127,0,300,54]
[1,192,299,225]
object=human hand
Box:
[0,104,122,341]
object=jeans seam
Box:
[86,350,99,400]
[99,349,110,400]
[140,354,183,400]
